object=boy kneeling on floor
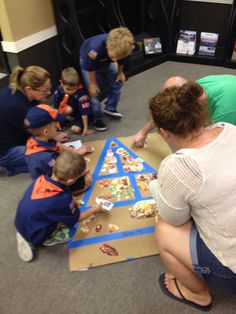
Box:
[15,150,106,262]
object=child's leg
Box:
[16,232,34,262]
[0,146,29,176]
[104,63,122,111]
[70,125,82,134]
[43,223,71,246]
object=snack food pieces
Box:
[116,148,144,172]
[99,243,119,256]
[97,177,134,201]
[129,199,158,219]
[108,223,119,233]
[95,224,102,232]
[136,173,158,191]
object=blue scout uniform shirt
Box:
[25,137,59,179]
[15,175,80,246]
[53,84,92,118]
[80,33,126,71]
[0,87,38,154]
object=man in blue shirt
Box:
[80,27,134,131]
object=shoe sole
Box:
[95,127,107,131]
[103,110,123,118]
[16,232,34,262]
[43,238,71,246]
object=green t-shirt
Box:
[197,75,236,125]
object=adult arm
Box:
[133,119,155,148]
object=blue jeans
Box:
[80,59,122,120]
[0,146,28,176]
[190,223,236,294]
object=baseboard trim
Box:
[1,25,58,53]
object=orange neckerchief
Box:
[31,175,63,200]
[25,137,59,155]
[58,83,84,113]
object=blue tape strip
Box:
[78,137,158,213]
[68,226,155,249]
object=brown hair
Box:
[149,82,210,137]
[106,27,134,59]
[9,65,50,93]
[61,67,79,86]
[53,150,86,181]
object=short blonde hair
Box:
[53,151,86,181]
[61,67,79,86]
[10,65,50,93]
[106,27,134,59]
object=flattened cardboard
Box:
[68,134,171,271]
[69,234,158,271]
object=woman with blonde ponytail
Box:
[0,65,51,176]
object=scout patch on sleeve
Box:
[88,50,98,60]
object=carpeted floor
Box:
[1,61,236,314]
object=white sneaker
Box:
[103,109,123,118]
[16,232,34,262]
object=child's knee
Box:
[70,125,81,133]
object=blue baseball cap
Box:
[25,104,65,129]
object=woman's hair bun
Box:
[177,82,203,113]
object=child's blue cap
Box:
[25,104,65,129]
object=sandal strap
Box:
[173,278,186,301]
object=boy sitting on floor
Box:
[53,67,94,136]
[15,150,106,262]
[24,104,92,195]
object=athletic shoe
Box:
[104,109,123,118]
[94,120,107,131]
[16,232,34,262]
[43,227,71,246]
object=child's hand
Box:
[82,128,94,136]
[75,144,94,155]
[116,72,126,83]
[89,84,100,97]
[95,202,107,214]
[55,132,69,142]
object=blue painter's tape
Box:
[126,257,136,261]
[68,226,155,249]
[70,137,158,239]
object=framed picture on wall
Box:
[143,38,162,55]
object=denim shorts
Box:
[190,223,236,294]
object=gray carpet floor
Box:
[1,61,236,314]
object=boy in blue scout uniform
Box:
[24,104,92,194]
[53,67,94,136]
[80,27,134,131]
[15,150,106,262]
